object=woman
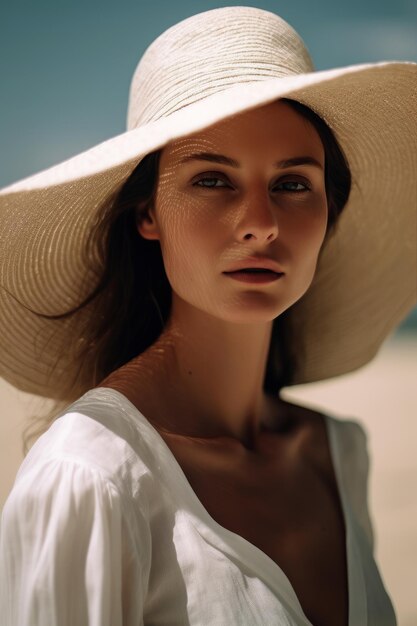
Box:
[0,6,415,626]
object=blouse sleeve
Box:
[341,419,376,552]
[0,456,152,626]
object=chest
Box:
[159,430,349,626]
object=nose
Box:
[234,187,279,243]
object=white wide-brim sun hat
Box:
[0,6,416,399]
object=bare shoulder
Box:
[270,396,335,482]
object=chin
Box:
[214,300,289,325]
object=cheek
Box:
[284,197,328,275]
[305,213,328,252]
[155,188,219,286]
[304,193,328,243]
[290,205,327,247]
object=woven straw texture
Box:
[0,6,416,398]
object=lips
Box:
[223,257,284,274]
[224,269,284,284]
[226,268,279,274]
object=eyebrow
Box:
[178,152,324,170]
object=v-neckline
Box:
[85,387,366,626]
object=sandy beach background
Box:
[1,330,416,624]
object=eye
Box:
[192,174,230,189]
[274,180,311,193]
[274,179,311,193]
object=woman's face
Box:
[138,99,327,323]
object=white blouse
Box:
[0,387,397,625]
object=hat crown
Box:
[126,6,314,130]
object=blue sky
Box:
[1,0,416,188]
[1,0,416,327]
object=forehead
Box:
[160,99,324,166]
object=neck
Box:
[113,294,287,449]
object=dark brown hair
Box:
[23,98,351,450]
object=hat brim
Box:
[1,61,416,397]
